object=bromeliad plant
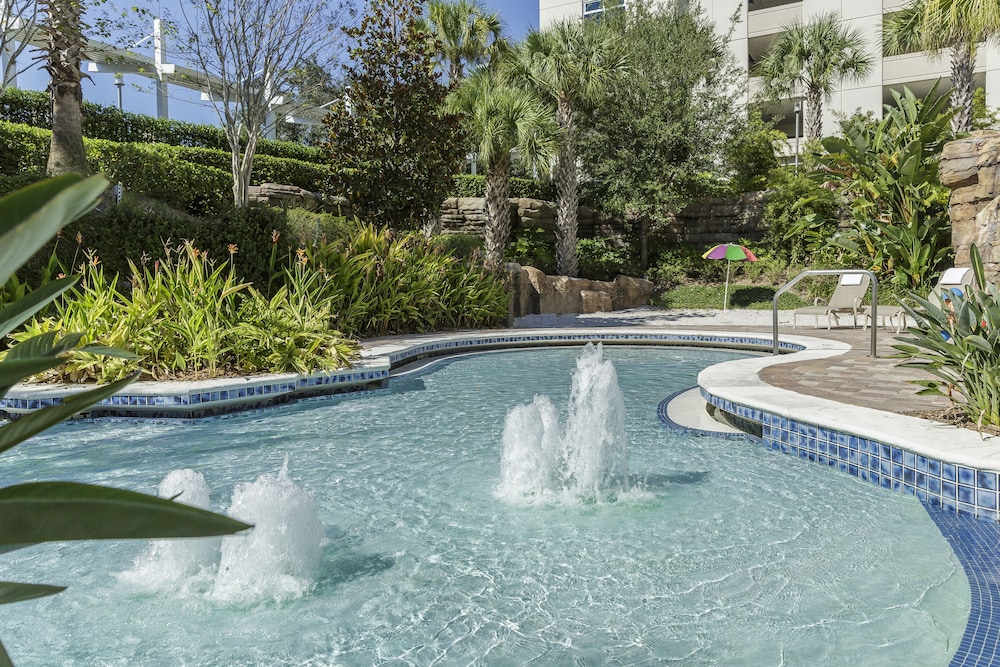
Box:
[0,175,250,666]
[893,246,1000,430]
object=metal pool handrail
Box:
[772,269,878,357]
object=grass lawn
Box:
[654,283,812,310]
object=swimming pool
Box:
[0,345,969,665]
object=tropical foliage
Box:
[894,246,1000,429]
[422,0,506,82]
[0,175,250,666]
[323,0,465,231]
[803,85,955,291]
[756,12,873,140]
[502,18,629,277]
[883,0,1000,133]
[446,66,558,268]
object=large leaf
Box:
[0,375,137,456]
[0,482,250,544]
[0,276,78,340]
[0,175,108,287]
[0,581,65,606]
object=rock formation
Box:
[507,263,654,320]
[938,131,1000,281]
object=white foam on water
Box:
[117,469,221,593]
[209,456,325,604]
[496,343,630,504]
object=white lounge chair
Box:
[793,273,870,329]
[863,267,977,333]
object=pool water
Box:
[0,346,970,665]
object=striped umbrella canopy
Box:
[701,244,758,310]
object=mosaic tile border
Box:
[0,367,390,420]
[0,331,796,421]
[384,332,802,367]
[656,387,753,441]
[701,389,1000,521]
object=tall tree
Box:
[577,0,755,269]
[883,0,1000,133]
[40,0,88,176]
[422,0,506,83]
[756,11,873,140]
[503,19,628,277]
[324,0,465,231]
[446,67,558,269]
[177,0,349,205]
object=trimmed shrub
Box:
[18,196,288,291]
[0,88,323,161]
[451,173,555,201]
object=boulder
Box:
[507,265,654,318]
[940,132,1000,282]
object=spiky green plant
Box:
[894,245,1000,429]
[0,175,250,666]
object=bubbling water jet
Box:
[497,343,628,502]
[117,469,220,592]
[210,455,325,603]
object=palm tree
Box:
[447,68,559,269]
[423,0,507,83]
[503,20,628,278]
[41,0,89,176]
[883,0,1000,133]
[756,12,874,141]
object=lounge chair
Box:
[862,267,977,333]
[793,273,870,329]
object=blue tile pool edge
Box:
[0,330,798,421]
[699,387,1000,666]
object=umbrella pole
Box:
[724,259,731,311]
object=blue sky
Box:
[482,0,539,41]
[15,1,541,125]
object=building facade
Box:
[540,0,1000,140]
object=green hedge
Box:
[0,121,333,212]
[19,195,289,291]
[0,88,323,162]
[451,173,555,201]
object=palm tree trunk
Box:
[44,0,89,176]
[950,42,975,133]
[483,153,512,270]
[805,87,824,141]
[554,99,578,278]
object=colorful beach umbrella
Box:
[702,243,758,310]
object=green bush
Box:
[11,241,358,382]
[894,247,1000,428]
[0,121,49,173]
[17,196,288,291]
[0,88,323,161]
[0,122,332,210]
[86,140,231,215]
[505,227,555,274]
[284,208,353,247]
[576,237,639,281]
[431,233,484,260]
[451,174,555,200]
[301,222,508,337]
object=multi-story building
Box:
[540,0,1000,140]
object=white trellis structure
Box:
[0,14,328,138]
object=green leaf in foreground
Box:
[0,481,250,545]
